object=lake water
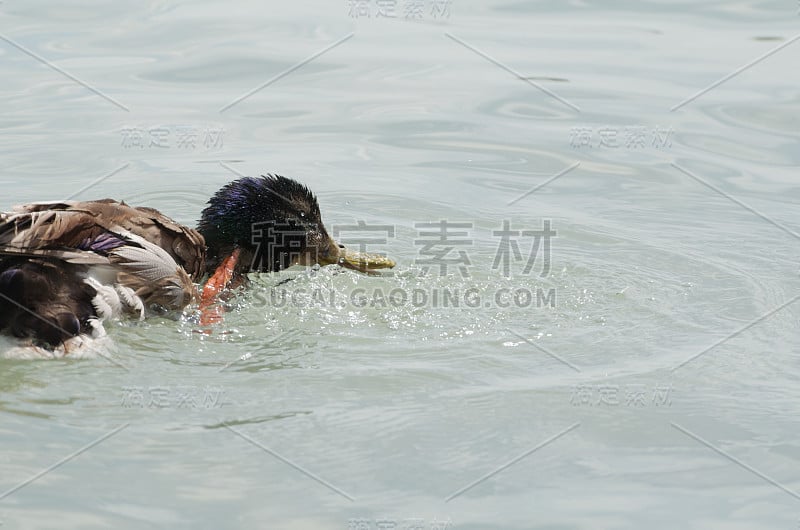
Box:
[1,1,799,528]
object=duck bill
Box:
[332,246,396,274]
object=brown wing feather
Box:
[0,200,206,280]
[0,200,206,350]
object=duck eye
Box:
[338,244,345,249]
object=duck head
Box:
[197,175,395,278]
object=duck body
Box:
[0,199,204,353]
[0,174,395,357]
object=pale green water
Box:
[1,1,799,528]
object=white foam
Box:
[0,332,115,360]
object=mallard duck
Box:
[0,175,394,356]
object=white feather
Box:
[86,318,107,338]
[114,285,145,320]
[85,277,122,319]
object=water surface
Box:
[1,1,799,528]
